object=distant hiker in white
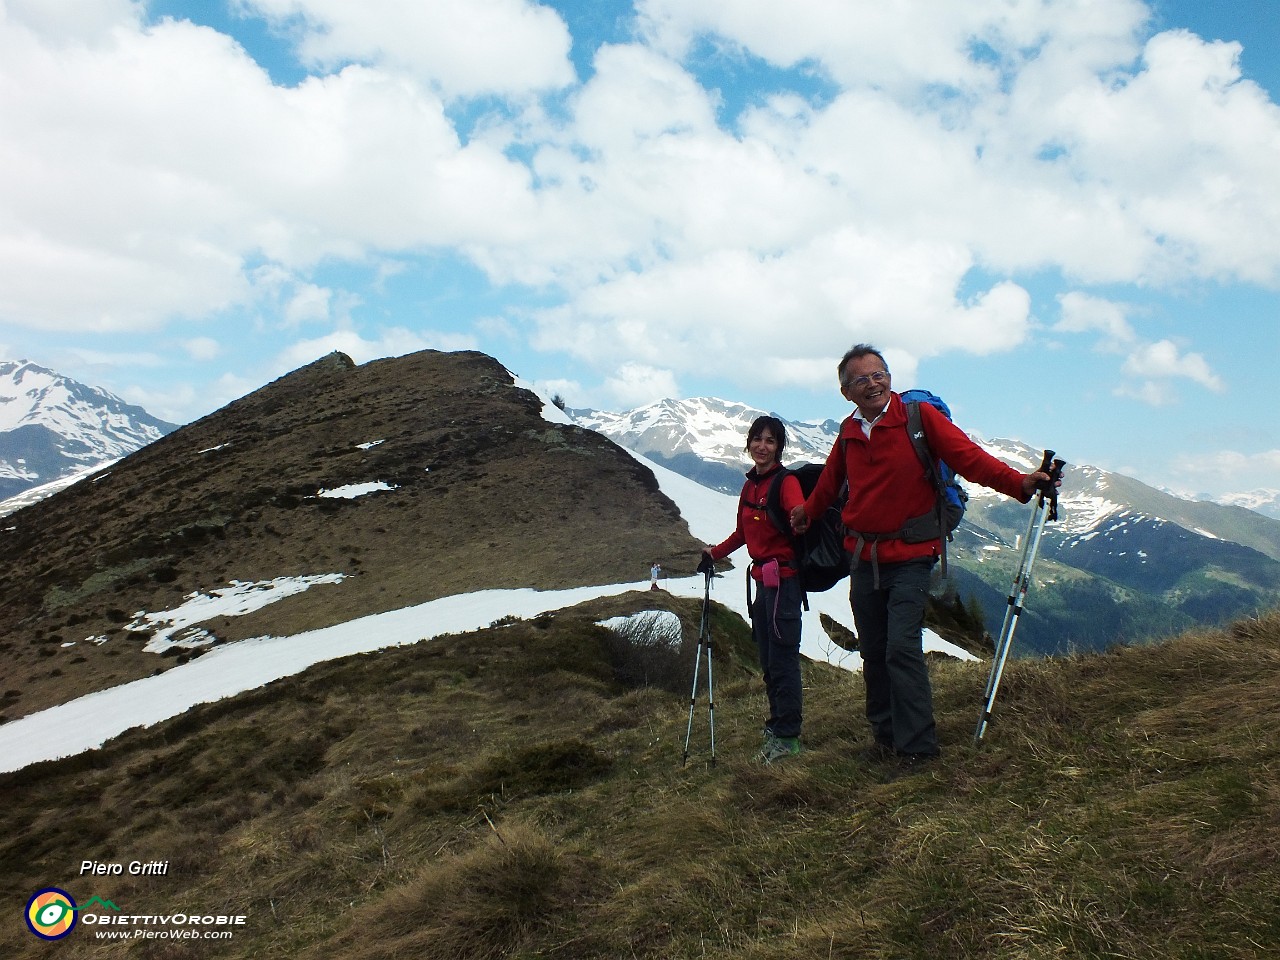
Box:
[649,562,662,591]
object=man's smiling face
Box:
[840,354,892,419]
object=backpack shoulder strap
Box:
[763,467,810,609]
[903,400,952,577]
[762,468,795,539]
[905,401,941,490]
[735,482,752,538]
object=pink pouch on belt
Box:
[761,559,780,590]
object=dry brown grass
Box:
[5,604,1280,958]
[311,820,603,960]
[7,348,1280,957]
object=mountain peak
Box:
[571,397,843,492]
[0,359,178,502]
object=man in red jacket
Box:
[791,344,1054,773]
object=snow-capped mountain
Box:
[571,398,841,493]
[573,397,840,463]
[573,397,1280,654]
[1217,489,1280,521]
[575,398,1280,556]
[0,360,177,502]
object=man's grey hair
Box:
[838,343,889,384]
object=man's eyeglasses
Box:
[843,370,889,390]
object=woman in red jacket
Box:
[703,415,807,764]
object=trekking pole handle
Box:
[1033,451,1067,489]
[1033,450,1066,521]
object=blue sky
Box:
[0,0,1277,500]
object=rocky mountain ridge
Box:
[0,350,702,722]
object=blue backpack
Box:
[899,388,968,576]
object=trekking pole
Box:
[683,556,718,767]
[705,628,716,767]
[974,451,1066,744]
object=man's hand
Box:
[1022,471,1059,497]
[790,504,810,534]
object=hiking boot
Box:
[755,729,780,763]
[760,736,802,765]
[886,751,939,781]
[857,741,895,764]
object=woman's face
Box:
[748,428,781,472]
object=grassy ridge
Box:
[3,595,1279,959]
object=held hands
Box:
[790,505,810,534]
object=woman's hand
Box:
[790,505,810,534]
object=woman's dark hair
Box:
[745,415,787,455]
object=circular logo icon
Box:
[26,888,78,940]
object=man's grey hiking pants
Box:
[850,556,939,757]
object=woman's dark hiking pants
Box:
[751,574,803,739]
